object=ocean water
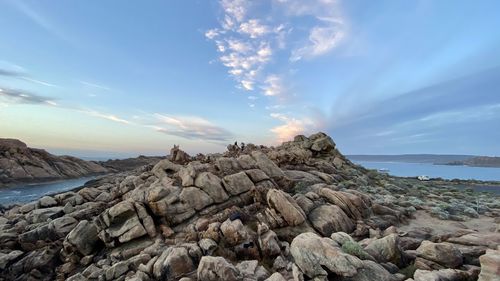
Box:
[354,161,500,182]
[0,177,95,206]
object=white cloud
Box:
[275,0,346,61]
[154,113,233,142]
[22,77,58,88]
[262,75,284,96]
[81,110,131,125]
[80,80,111,91]
[270,113,314,142]
[291,23,344,61]
[220,0,248,23]
[239,19,269,38]
[205,28,220,40]
[241,80,254,90]
[227,39,251,53]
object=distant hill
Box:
[446,156,500,168]
[347,154,473,164]
[0,138,108,186]
[99,155,165,172]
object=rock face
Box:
[478,248,500,281]
[416,241,463,269]
[0,132,498,281]
[0,138,107,186]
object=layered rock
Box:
[0,138,107,186]
[0,132,498,281]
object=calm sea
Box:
[0,177,95,206]
[354,161,500,181]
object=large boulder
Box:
[20,216,78,246]
[95,201,152,245]
[267,189,306,226]
[222,172,255,196]
[317,188,370,220]
[197,256,241,281]
[153,247,195,280]
[413,268,475,281]
[416,241,463,269]
[290,232,363,279]
[194,172,229,203]
[251,151,285,179]
[64,220,100,256]
[180,187,214,211]
[364,234,406,267]
[478,248,500,281]
[308,204,355,236]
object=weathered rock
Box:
[197,256,241,281]
[258,223,281,257]
[267,189,306,226]
[106,260,129,280]
[96,201,148,244]
[364,234,406,267]
[38,196,58,208]
[236,260,269,281]
[0,138,107,185]
[0,250,23,270]
[64,220,100,255]
[291,232,363,279]
[413,268,475,281]
[478,248,500,281]
[317,188,370,220]
[194,172,229,203]
[251,151,285,179]
[153,247,195,280]
[220,218,249,246]
[308,204,355,236]
[20,216,78,246]
[222,171,255,196]
[180,186,214,210]
[265,272,286,281]
[416,241,463,269]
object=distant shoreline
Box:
[348,154,500,168]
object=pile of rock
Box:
[0,132,498,281]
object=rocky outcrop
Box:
[0,132,498,281]
[0,138,107,186]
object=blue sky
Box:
[0,0,499,157]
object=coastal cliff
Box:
[0,139,107,186]
[0,133,498,281]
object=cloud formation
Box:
[0,87,57,106]
[79,109,131,125]
[206,0,346,141]
[270,112,315,142]
[0,67,57,88]
[154,113,234,142]
[206,0,344,97]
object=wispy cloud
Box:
[0,67,58,88]
[8,0,72,43]
[0,69,23,77]
[0,87,57,106]
[79,80,112,91]
[153,113,234,142]
[79,109,131,125]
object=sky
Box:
[1,0,500,158]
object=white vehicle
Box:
[417,175,430,181]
